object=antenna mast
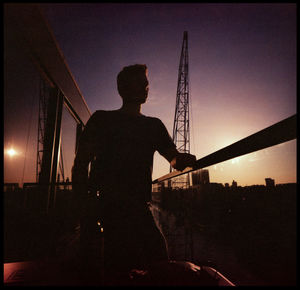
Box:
[171,31,191,187]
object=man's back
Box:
[82,109,175,204]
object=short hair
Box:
[117,64,147,98]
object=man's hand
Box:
[170,152,196,171]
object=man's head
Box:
[117,64,149,104]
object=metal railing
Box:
[153,114,297,184]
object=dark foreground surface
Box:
[4,208,234,286]
[4,259,235,286]
[4,185,297,286]
[4,194,234,286]
[4,246,234,286]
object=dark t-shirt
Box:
[78,110,175,205]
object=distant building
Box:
[192,169,210,186]
[224,183,229,188]
[232,180,237,187]
[201,170,210,184]
[265,178,275,187]
[152,182,164,193]
[191,170,200,185]
[4,183,20,192]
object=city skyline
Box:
[4,3,296,186]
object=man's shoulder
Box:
[91,110,117,120]
[143,115,163,124]
[84,110,112,128]
[142,116,168,133]
[93,109,114,116]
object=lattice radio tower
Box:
[165,32,194,262]
[170,31,190,188]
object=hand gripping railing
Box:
[153,114,297,184]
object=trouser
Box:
[102,202,169,272]
[79,194,169,271]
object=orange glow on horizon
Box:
[153,139,296,186]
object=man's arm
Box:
[163,147,196,171]
[154,118,196,171]
[72,146,91,199]
[72,114,98,199]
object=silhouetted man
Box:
[72,64,196,276]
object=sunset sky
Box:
[4,3,296,186]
